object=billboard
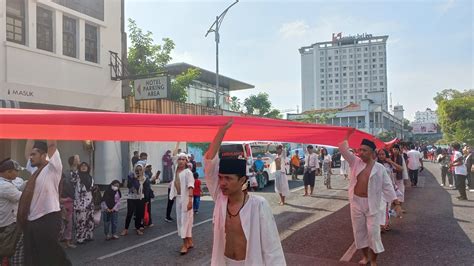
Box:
[412,123,438,134]
[134,76,170,100]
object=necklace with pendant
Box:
[227,194,247,218]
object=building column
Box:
[27,0,37,49]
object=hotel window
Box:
[350,84,354,88]
[373,76,377,80]
[328,56,332,60]
[37,7,53,52]
[372,58,376,62]
[335,50,339,54]
[320,63,324,67]
[358,77,362,81]
[320,51,324,55]
[379,46,383,50]
[328,74,332,78]
[335,61,339,65]
[335,67,339,71]
[372,64,377,69]
[364,53,368,57]
[335,79,339,83]
[357,59,361,63]
[320,69,324,72]
[380,64,384,68]
[379,52,384,56]
[328,62,332,66]
[335,56,338,59]
[321,97,325,101]
[85,24,98,63]
[6,0,26,44]
[364,47,368,51]
[320,57,324,61]
[356,48,361,52]
[349,54,353,58]
[335,96,339,100]
[320,80,324,84]
[364,59,368,63]
[335,73,339,77]
[380,82,384,86]
[364,71,368,75]
[63,16,77,58]
[372,52,376,56]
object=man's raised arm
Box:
[205,119,233,160]
[47,140,58,159]
[338,128,357,166]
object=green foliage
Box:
[377,131,397,142]
[127,18,199,103]
[301,112,336,124]
[403,118,413,131]
[230,96,242,112]
[170,68,201,102]
[243,93,282,119]
[434,89,474,145]
[128,18,174,76]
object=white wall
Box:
[0,0,124,111]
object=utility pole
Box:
[205,0,239,109]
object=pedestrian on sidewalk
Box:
[303,145,319,196]
[437,149,453,187]
[121,163,146,236]
[0,159,24,265]
[338,130,402,266]
[390,144,408,211]
[407,144,423,187]
[162,150,173,183]
[101,180,121,240]
[266,145,290,205]
[204,119,286,265]
[340,149,352,180]
[253,155,265,190]
[290,150,300,180]
[73,162,95,244]
[462,146,473,192]
[19,140,71,266]
[450,143,468,200]
[193,172,202,214]
[59,156,77,249]
[169,153,194,255]
[321,148,332,189]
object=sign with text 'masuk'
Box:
[134,76,170,100]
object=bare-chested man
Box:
[204,119,285,265]
[339,129,401,266]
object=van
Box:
[219,141,289,187]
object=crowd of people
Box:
[1,132,472,266]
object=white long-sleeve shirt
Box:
[204,155,286,266]
[339,141,397,216]
[305,153,320,171]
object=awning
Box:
[0,100,20,108]
[0,108,386,148]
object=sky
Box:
[125,0,473,120]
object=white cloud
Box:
[279,21,310,39]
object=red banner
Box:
[0,108,385,148]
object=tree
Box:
[377,131,397,142]
[170,68,201,102]
[301,111,336,124]
[243,93,282,118]
[434,89,474,145]
[403,118,413,131]
[230,96,242,112]
[127,19,200,102]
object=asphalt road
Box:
[66,165,474,265]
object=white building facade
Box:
[300,33,388,112]
[0,0,125,184]
[414,108,438,123]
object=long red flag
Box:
[0,108,384,148]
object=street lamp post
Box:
[205,0,239,109]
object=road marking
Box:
[290,186,305,193]
[97,218,213,260]
[339,241,356,262]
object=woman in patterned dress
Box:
[73,162,95,244]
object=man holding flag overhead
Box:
[204,119,286,265]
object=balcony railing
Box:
[125,96,223,115]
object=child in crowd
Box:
[193,172,202,214]
[101,180,122,240]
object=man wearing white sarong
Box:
[339,129,401,266]
[204,120,286,266]
[169,153,194,255]
[266,145,290,205]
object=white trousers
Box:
[394,179,405,202]
[274,171,290,197]
[350,195,384,254]
[175,195,193,238]
[225,256,245,266]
